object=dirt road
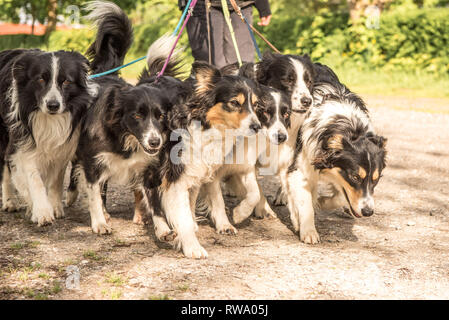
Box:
[1,95,448,300]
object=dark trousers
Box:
[186,6,254,68]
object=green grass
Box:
[328,63,449,99]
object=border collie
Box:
[0,46,96,225]
[220,52,316,220]
[72,1,189,234]
[154,61,263,258]
[197,87,291,234]
[285,63,387,244]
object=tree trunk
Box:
[45,0,58,36]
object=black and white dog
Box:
[219,52,317,221]
[152,61,265,258]
[71,1,189,234]
[0,46,96,225]
[285,63,387,244]
[197,87,291,234]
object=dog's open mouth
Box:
[142,147,160,155]
[342,188,363,218]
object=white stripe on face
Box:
[289,57,312,112]
[42,55,64,114]
[142,120,163,149]
[267,91,288,144]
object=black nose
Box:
[148,137,161,148]
[300,96,312,107]
[361,207,374,217]
[277,132,287,143]
[47,100,60,112]
[250,122,261,133]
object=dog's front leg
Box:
[86,182,111,234]
[232,170,261,224]
[17,157,54,226]
[162,182,208,259]
[286,169,320,244]
[47,164,66,219]
[204,180,237,235]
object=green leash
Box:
[221,0,242,67]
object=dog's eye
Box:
[37,78,45,85]
[63,80,71,86]
[134,114,142,120]
[283,113,290,119]
[229,100,240,109]
[159,114,165,121]
[263,111,270,119]
[350,174,362,183]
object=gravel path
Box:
[1,96,448,300]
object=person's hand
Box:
[258,15,272,26]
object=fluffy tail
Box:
[85,1,133,74]
[139,34,183,81]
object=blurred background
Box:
[1,0,449,100]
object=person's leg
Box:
[210,8,227,68]
[233,6,255,64]
[186,14,210,62]
[222,7,255,66]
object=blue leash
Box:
[88,0,193,80]
[243,15,262,61]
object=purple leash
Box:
[156,0,198,81]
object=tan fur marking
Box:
[206,103,249,129]
[251,93,258,105]
[372,168,379,181]
[195,68,216,95]
[358,167,367,179]
[328,134,343,150]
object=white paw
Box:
[91,220,112,235]
[232,205,252,224]
[254,204,277,220]
[300,227,320,244]
[2,199,18,212]
[182,241,208,259]
[273,188,288,206]
[54,203,65,219]
[216,223,237,235]
[65,189,79,207]
[31,204,55,226]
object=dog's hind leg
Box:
[86,181,111,234]
[133,187,149,225]
[65,163,79,207]
[1,164,18,212]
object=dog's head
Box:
[109,85,170,155]
[256,86,291,145]
[314,132,387,218]
[256,52,315,113]
[12,50,95,116]
[191,61,262,136]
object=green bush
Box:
[0,34,45,50]
[46,29,95,54]
[261,7,449,74]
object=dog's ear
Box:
[368,134,388,150]
[104,86,126,127]
[191,61,221,96]
[12,54,34,84]
[312,134,345,169]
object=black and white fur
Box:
[285,63,387,243]
[154,62,264,258]
[72,1,188,234]
[220,52,317,218]
[197,87,291,234]
[0,46,96,225]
